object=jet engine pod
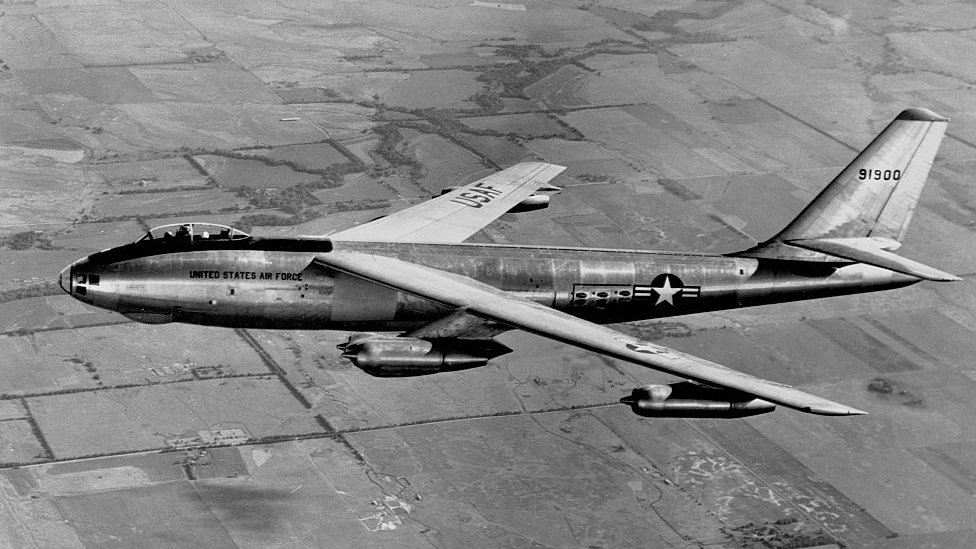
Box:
[620,381,776,418]
[506,194,550,213]
[340,335,511,377]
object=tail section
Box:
[736,108,959,281]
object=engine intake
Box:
[620,382,775,418]
[339,334,511,377]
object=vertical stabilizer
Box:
[737,108,948,263]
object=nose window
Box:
[73,273,97,295]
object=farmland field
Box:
[29,376,323,458]
[193,155,319,189]
[382,70,484,110]
[91,157,211,192]
[93,188,250,218]
[404,131,489,193]
[462,112,576,138]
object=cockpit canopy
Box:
[137,223,251,244]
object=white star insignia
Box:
[625,342,666,355]
[653,276,681,306]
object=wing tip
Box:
[903,269,961,283]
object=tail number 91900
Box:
[858,168,901,181]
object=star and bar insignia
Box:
[634,274,700,306]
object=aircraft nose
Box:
[59,264,71,294]
[59,257,87,295]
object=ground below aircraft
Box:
[60,108,958,418]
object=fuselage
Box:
[59,231,919,330]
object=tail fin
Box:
[735,108,959,281]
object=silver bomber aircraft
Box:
[60,108,959,418]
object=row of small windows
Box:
[572,287,632,308]
[574,290,630,299]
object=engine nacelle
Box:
[338,334,511,377]
[620,382,775,418]
[506,194,549,213]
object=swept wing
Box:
[329,162,565,243]
[316,251,867,416]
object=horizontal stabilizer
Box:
[789,237,962,281]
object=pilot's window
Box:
[89,274,100,286]
[75,286,87,296]
[75,274,87,285]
